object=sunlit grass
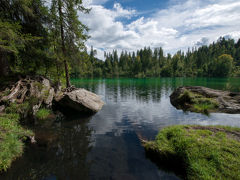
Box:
[144,125,240,180]
[0,113,33,171]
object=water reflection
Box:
[2,78,240,180]
[1,116,93,180]
[72,78,240,104]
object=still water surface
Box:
[2,78,240,180]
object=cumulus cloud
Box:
[81,0,240,59]
[195,37,209,46]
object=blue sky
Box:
[81,0,240,59]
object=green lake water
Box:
[1,78,240,180]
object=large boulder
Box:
[170,86,240,114]
[0,76,104,117]
[55,88,104,114]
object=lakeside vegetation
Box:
[0,113,33,171]
[144,125,240,180]
[0,0,90,171]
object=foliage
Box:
[5,102,30,115]
[214,54,233,77]
[0,0,90,86]
[49,0,90,87]
[35,108,51,120]
[0,113,33,171]
[83,37,240,78]
[0,0,51,76]
[144,125,240,180]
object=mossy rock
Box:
[170,86,240,114]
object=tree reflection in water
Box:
[1,115,93,180]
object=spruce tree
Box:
[50,0,90,87]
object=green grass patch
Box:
[0,113,33,172]
[177,90,219,114]
[5,102,30,115]
[144,125,240,180]
[35,108,51,120]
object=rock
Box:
[55,88,104,114]
[30,136,36,144]
[170,86,240,114]
[0,76,104,117]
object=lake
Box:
[1,78,240,180]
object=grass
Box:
[177,90,219,114]
[0,113,33,172]
[35,108,51,120]
[4,97,39,119]
[143,125,240,180]
[5,102,31,120]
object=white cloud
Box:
[83,0,109,6]
[81,0,240,59]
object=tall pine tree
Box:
[50,0,90,87]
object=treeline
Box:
[83,37,240,78]
[1,1,240,82]
[0,0,90,87]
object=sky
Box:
[80,0,240,60]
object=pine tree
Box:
[50,0,90,87]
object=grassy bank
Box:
[0,113,33,172]
[143,125,240,180]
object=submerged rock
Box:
[170,86,240,114]
[55,88,104,114]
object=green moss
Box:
[35,108,51,120]
[0,113,33,171]
[144,125,240,180]
[178,90,219,114]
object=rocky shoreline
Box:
[0,76,104,116]
[0,76,104,171]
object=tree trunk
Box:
[58,0,71,88]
